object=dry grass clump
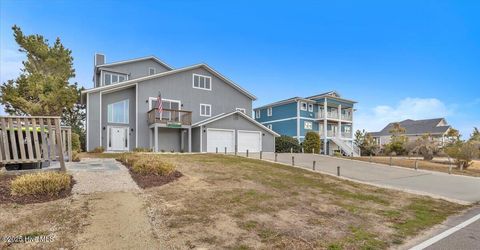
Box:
[120,153,176,176]
[11,172,71,196]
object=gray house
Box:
[368,118,452,146]
[81,54,278,153]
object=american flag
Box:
[156,92,163,114]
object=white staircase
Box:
[330,137,360,157]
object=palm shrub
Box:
[275,135,301,153]
[303,131,321,153]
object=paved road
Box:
[239,152,480,204]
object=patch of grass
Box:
[327,243,343,250]
[10,172,71,196]
[22,230,48,238]
[258,227,278,241]
[239,220,258,231]
[348,226,386,249]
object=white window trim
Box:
[148,67,156,75]
[106,125,129,151]
[267,124,272,129]
[107,99,129,124]
[267,107,272,116]
[255,110,261,119]
[304,121,313,130]
[200,103,212,117]
[236,108,246,113]
[300,102,308,111]
[192,73,212,91]
[101,70,129,86]
[308,103,314,112]
[148,97,181,110]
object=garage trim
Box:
[237,130,262,153]
[206,128,236,153]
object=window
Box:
[255,110,261,119]
[200,104,211,117]
[308,103,314,112]
[193,74,212,90]
[267,124,273,129]
[267,107,272,116]
[300,102,307,111]
[304,121,313,130]
[108,100,129,124]
[103,72,128,86]
[236,108,246,113]
[148,67,156,75]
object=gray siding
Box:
[155,128,181,152]
[101,87,137,151]
[95,59,170,87]
[87,92,101,151]
[191,127,201,152]
[200,113,275,152]
[136,67,252,148]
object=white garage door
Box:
[238,130,262,152]
[207,129,235,153]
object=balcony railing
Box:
[147,108,192,126]
[341,132,352,138]
[326,130,336,137]
[327,112,338,119]
[341,114,352,121]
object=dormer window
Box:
[193,74,212,90]
[103,72,128,86]
[300,102,307,111]
[308,103,314,112]
[148,67,156,75]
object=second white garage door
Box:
[207,129,235,152]
[238,130,262,152]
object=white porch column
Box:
[188,127,192,152]
[323,98,328,154]
[154,125,158,152]
[149,127,152,149]
[338,104,342,138]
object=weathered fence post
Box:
[260,151,262,159]
[246,149,249,158]
[337,166,340,176]
[313,160,316,170]
[292,156,295,166]
[449,164,453,174]
[216,147,218,154]
[224,147,227,155]
[275,153,278,162]
[414,160,418,170]
[235,145,237,156]
[389,156,393,166]
[302,147,304,153]
[290,147,293,154]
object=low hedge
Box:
[11,172,72,196]
[119,153,176,176]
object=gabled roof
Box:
[253,90,356,110]
[192,110,280,136]
[254,97,315,110]
[369,118,451,137]
[96,56,173,71]
[82,63,257,100]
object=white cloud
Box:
[0,47,24,83]
[355,97,452,133]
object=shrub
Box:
[72,150,80,162]
[275,135,301,153]
[131,156,175,176]
[303,131,321,153]
[90,146,105,153]
[71,132,81,152]
[133,147,153,152]
[444,141,479,170]
[11,172,71,196]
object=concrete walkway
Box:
[240,152,480,204]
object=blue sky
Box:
[1,0,479,137]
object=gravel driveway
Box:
[67,158,140,194]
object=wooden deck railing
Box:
[0,116,71,171]
[147,108,192,126]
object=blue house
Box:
[254,91,359,156]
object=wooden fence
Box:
[0,116,72,170]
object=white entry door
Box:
[207,129,235,152]
[238,130,262,152]
[108,126,129,151]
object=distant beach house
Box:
[368,118,452,146]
